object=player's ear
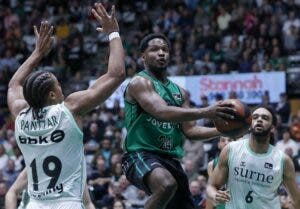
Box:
[141,52,145,61]
[48,91,56,100]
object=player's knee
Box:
[159,177,177,194]
[154,172,177,195]
[147,167,177,195]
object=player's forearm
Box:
[153,106,214,122]
[8,51,43,88]
[83,185,96,209]
[5,189,18,209]
[186,126,220,140]
[106,36,125,80]
[206,184,218,205]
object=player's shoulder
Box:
[127,74,153,90]
[229,138,245,148]
[282,153,296,177]
[281,151,292,164]
[271,143,285,155]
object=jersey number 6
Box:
[245,190,253,203]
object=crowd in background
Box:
[0,0,300,208]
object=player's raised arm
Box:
[65,3,125,116]
[7,21,54,118]
[282,154,300,209]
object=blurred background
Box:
[0,0,300,208]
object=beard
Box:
[251,126,272,137]
[149,66,167,73]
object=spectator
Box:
[282,11,300,36]
[196,175,207,194]
[224,37,241,70]
[183,159,199,182]
[98,138,114,169]
[283,25,299,53]
[88,155,112,202]
[113,200,127,209]
[98,181,125,208]
[276,129,299,157]
[0,49,20,72]
[10,146,24,172]
[217,6,231,34]
[291,115,300,142]
[189,180,205,209]
[111,162,123,182]
[0,145,8,171]
[2,159,19,188]
[126,189,147,209]
[0,181,7,208]
[238,49,254,73]
[84,122,101,164]
[118,175,138,201]
[183,139,205,171]
[275,93,291,124]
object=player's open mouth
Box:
[158,59,166,64]
[254,123,264,128]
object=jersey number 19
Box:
[30,156,62,191]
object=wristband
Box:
[108,32,120,41]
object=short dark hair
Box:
[139,33,171,53]
[23,71,55,119]
[253,105,277,126]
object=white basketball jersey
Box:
[15,103,86,202]
[226,138,284,209]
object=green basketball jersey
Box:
[226,138,284,209]
[124,70,185,158]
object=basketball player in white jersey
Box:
[7,3,125,209]
[5,169,95,209]
[206,106,300,209]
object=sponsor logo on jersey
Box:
[234,166,274,184]
[264,162,273,169]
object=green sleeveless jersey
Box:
[124,70,185,158]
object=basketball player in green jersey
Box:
[206,106,300,209]
[5,169,95,209]
[121,33,237,209]
[206,136,233,209]
[7,3,125,209]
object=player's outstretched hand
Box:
[33,21,54,57]
[204,100,236,120]
[92,3,119,34]
[214,190,230,204]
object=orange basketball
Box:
[214,99,252,139]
